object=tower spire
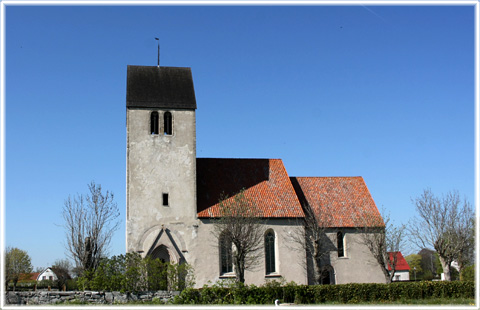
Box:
[155,37,160,67]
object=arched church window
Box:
[219,233,233,274]
[150,111,159,135]
[164,111,172,135]
[265,230,276,274]
[337,231,344,257]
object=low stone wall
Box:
[5,290,179,305]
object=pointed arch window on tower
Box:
[150,111,159,135]
[164,111,172,135]
[265,230,276,274]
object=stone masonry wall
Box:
[5,290,179,305]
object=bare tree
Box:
[212,189,263,283]
[453,208,475,279]
[51,259,73,290]
[290,204,335,285]
[62,181,120,275]
[409,189,474,281]
[359,210,406,283]
[5,247,33,291]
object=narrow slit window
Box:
[337,231,344,257]
[150,112,159,135]
[162,193,169,206]
[164,111,172,135]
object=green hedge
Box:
[172,281,475,305]
[78,253,195,293]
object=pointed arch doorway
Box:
[149,245,171,290]
[151,244,171,263]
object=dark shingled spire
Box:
[126,65,197,109]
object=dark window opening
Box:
[337,231,344,257]
[321,270,331,284]
[151,112,159,135]
[220,233,233,274]
[162,193,169,206]
[265,231,275,274]
[164,111,172,135]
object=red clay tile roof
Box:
[18,272,39,282]
[197,158,305,218]
[290,176,384,228]
[388,251,410,271]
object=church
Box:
[125,64,386,287]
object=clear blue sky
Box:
[4,3,475,270]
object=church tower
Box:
[125,65,197,261]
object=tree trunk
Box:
[236,261,245,283]
[439,256,451,281]
[457,260,465,281]
[311,236,322,285]
[314,260,322,285]
[235,254,246,283]
[381,267,392,284]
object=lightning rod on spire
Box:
[155,37,160,67]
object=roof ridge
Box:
[292,176,363,179]
[197,157,282,160]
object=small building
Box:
[36,267,58,282]
[388,251,410,281]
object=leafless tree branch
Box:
[408,189,474,281]
[358,208,406,283]
[62,181,120,275]
[211,189,264,283]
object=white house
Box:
[388,252,410,282]
[36,267,58,282]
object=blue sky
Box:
[3,3,476,269]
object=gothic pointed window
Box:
[150,111,159,135]
[220,233,233,274]
[164,111,172,135]
[265,230,276,274]
[337,231,344,257]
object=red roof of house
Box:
[18,272,39,282]
[290,176,384,227]
[388,251,410,271]
[197,158,305,218]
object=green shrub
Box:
[461,265,475,282]
[36,279,56,290]
[172,281,475,305]
[66,278,78,291]
[77,253,195,293]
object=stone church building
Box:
[125,64,386,287]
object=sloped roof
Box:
[290,176,384,228]
[388,251,410,271]
[126,65,197,109]
[18,272,39,282]
[197,158,305,218]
